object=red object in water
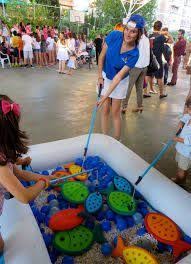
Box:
[145,212,191,260]
[49,205,84,231]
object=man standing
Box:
[22,29,33,67]
[121,22,150,113]
[168,29,186,86]
[146,21,173,98]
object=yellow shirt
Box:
[11,36,20,48]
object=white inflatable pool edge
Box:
[1,134,191,264]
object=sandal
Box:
[149,90,158,94]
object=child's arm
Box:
[0,165,46,203]
[13,165,56,182]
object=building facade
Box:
[156,0,191,34]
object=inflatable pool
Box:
[1,134,191,264]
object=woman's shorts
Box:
[176,152,191,171]
[98,71,129,99]
[41,48,46,53]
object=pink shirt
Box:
[43,28,48,40]
[0,154,13,215]
[26,25,31,35]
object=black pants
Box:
[164,62,169,85]
[96,49,101,65]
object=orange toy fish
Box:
[49,205,84,231]
[145,212,191,260]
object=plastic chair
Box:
[0,51,11,68]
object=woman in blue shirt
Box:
[97,14,145,140]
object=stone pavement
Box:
[0,64,190,190]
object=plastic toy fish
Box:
[107,191,136,216]
[145,213,191,259]
[52,170,69,177]
[123,246,159,264]
[114,175,132,194]
[53,224,106,255]
[112,236,126,257]
[85,192,103,213]
[49,205,84,231]
[69,164,87,181]
[53,225,94,255]
[61,181,89,204]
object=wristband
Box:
[38,178,49,189]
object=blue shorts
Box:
[34,49,41,53]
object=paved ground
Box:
[1,64,190,190]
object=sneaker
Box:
[30,65,34,68]
[24,64,28,67]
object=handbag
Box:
[148,49,160,72]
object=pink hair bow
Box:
[1,99,21,117]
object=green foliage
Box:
[0,0,61,29]
[87,0,157,36]
[137,0,157,30]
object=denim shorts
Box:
[34,49,41,53]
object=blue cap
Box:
[128,14,146,29]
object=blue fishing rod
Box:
[133,123,185,195]
[81,84,103,169]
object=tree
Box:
[90,0,157,35]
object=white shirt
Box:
[176,114,191,158]
[68,38,76,52]
[46,37,54,50]
[22,34,33,51]
[135,34,150,68]
[33,39,41,50]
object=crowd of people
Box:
[0,20,96,74]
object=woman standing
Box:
[56,34,69,74]
[97,15,145,140]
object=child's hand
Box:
[97,96,107,109]
[16,156,32,166]
[173,137,178,142]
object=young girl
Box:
[56,35,69,74]
[67,52,76,75]
[0,94,55,253]
[173,96,191,184]
[46,31,55,65]
[40,35,48,66]
[33,33,41,66]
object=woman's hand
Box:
[97,96,107,108]
[97,77,104,88]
